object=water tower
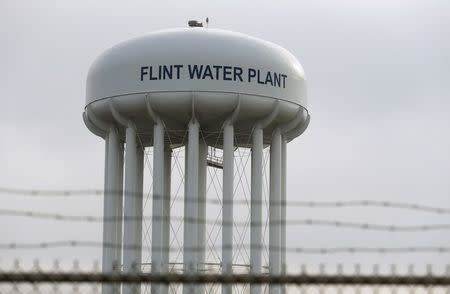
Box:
[83,25,309,294]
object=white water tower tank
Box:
[83,27,309,294]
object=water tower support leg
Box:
[136,146,144,271]
[102,128,123,294]
[222,122,234,294]
[122,125,141,294]
[269,128,282,294]
[161,148,172,294]
[152,121,165,294]
[198,140,208,294]
[250,127,263,294]
[184,119,199,294]
[280,138,287,294]
[114,138,124,272]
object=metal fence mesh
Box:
[0,260,449,294]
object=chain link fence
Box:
[0,260,449,294]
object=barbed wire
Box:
[3,259,449,274]
[1,208,449,231]
[1,187,449,215]
[0,272,449,285]
[0,241,449,254]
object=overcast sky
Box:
[1,0,450,273]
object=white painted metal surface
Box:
[222,122,234,294]
[85,28,308,148]
[162,148,172,294]
[86,28,306,107]
[122,125,141,294]
[250,127,263,294]
[197,141,207,294]
[197,141,208,266]
[102,128,123,294]
[269,128,282,294]
[152,121,165,294]
[184,119,199,294]
[114,134,124,271]
[281,139,287,294]
[83,26,310,294]
[136,146,144,271]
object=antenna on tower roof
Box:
[188,20,203,27]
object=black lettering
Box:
[233,67,243,82]
[273,72,281,87]
[248,68,256,82]
[223,66,232,81]
[202,65,214,79]
[140,66,149,81]
[265,72,273,86]
[257,70,264,84]
[149,66,157,80]
[174,65,183,79]
[163,65,173,80]
[188,64,203,79]
[213,65,222,80]
[158,65,162,80]
[281,74,287,88]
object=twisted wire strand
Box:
[0,272,449,285]
[1,208,449,231]
[0,241,449,254]
[1,187,449,215]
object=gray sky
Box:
[1,0,450,273]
